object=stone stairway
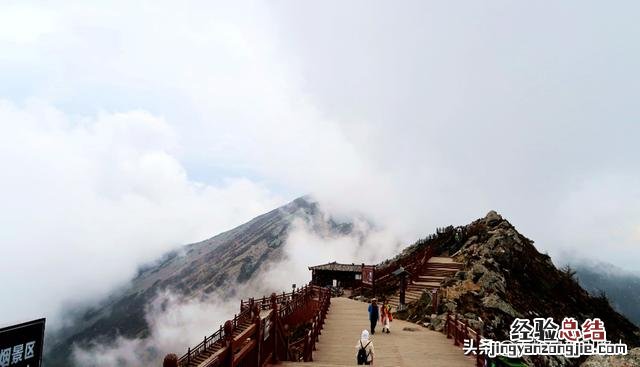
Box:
[280,297,473,367]
[388,256,463,310]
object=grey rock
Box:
[581,347,640,366]
[468,319,483,332]
[442,301,457,313]
[471,264,489,279]
[454,271,466,280]
[477,271,507,294]
[484,210,503,226]
[431,317,445,332]
[482,294,521,318]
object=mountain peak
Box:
[483,210,503,226]
[408,213,640,366]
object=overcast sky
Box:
[1,1,639,328]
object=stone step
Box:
[421,270,458,277]
[427,256,456,263]
[428,263,463,269]
[418,275,446,281]
[412,282,442,288]
[422,267,460,273]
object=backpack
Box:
[357,341,371,365]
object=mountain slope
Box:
[574,264,640,327]
[45,196,352,367]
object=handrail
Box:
[444,312,484,367]
[178,325,224,366]
[364,224,467,297]
[172,283,329,367]
[240,284,315,312]
[370,244,435,294]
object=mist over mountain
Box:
[45,196,372,367]
[573,263,640,327]
[43,196,640,367]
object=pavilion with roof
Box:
[308,261,364,288]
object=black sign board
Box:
[0,318,45,367]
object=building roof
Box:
[308,262,363,272]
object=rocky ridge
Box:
[402,211,640,367]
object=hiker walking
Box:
[368,298,380,334]
[381,299,393,333]
[355,329,374,365]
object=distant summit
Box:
[45,196,351,367]
[574,263,640,327]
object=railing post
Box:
[453,314,459,346]
[302,329,310,362]
[283,323,290,361]
[187,347,191,365]
[253,304,262,366]
[372,267,377,296]
[163,353,178,367]
[476,331,482,367]
[271,293,280,363]
[223,320,233,367]
[446,312,451,339]
[463,319,470,352]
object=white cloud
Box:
[0,4,59,44]
[72,291,239,367]
[0,100,283,328]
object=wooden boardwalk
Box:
[282,297,474,367]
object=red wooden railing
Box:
[363,244,435,295]
[286,288,330,362]
[166,284,330,367]
[240,285,316,313]
[444,312,484,367]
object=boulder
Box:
[580,347,640,366]
[431,314,446,332]
[484,210,503,226]
[477,271,507,294]
[482,294,521,318]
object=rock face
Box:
[45,196,354,367]
[581,347,640,366]
[399,211,640,367]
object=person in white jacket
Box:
[355,329,375,365]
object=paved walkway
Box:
[283,297,474,367]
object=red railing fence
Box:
[163,284,330,367]
[444,312,484,367]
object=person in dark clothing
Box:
[368,298,380,334]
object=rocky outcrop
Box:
[581,347,640,366]
[418,211,640,367]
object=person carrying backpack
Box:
[368,298,380,334]
[355,329,374,365]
